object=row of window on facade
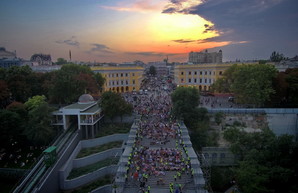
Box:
[107,79,135,86]
[180,71,223,76]
[109,86,131,92]
[106,72,135,78]
[180,78,214,84]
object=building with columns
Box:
[91,65,144,93]
[52,94,103,139]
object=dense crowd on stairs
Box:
[122,77,195,193]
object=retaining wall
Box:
[63,165,118,190]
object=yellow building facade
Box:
[174,63,238,91]
[91,65,144,93]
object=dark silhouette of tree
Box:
[270,51,285,62]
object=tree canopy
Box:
[270,51,285,62]
[48,64,99,104]
[149,65,156,76]
[99,91,133,121]
[56,58,68,65]
[211,64,277,107]
[224,128,298,193]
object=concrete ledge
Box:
[90,184,112,193]
[81,134,128,148]
[73,148,122,168]
[62,165,118,190]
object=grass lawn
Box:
[67,157,119,180]
[64,175,113,193]
[96,123,131,137]
[76,141,123,158]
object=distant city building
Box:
[91,65,144,93]
[0,47,16,59]
[0,47,22,68]
[189,50,222,64]
[30,53,52,66]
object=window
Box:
[181,78,184,83]
[116,74,119,77]
[181,71,184,75]
[209,71,212,75]
[209,79,211,83]
[194,71,197,75]
[132,73,135,76]
[205,79,207,83]
[219,71,223,75]
[132,80,135,84]
[200,71,202,75]
[126,80,128,85]
[194,79,197,83]
[121,80,123,85]
[121,73,123,77]
[126,73,128,77]
[205,71,207,75]
[189,71,191,75]
[189,79,191,83]
[200,79,202,83]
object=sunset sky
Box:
[0,0,297,63]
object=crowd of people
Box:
[123,76,193,193]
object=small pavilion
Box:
[52,94,103,139]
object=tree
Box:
[24,96,54,145]
[56,58,68,65]
[5,65,33,102]
[0,80,10,108]
[214,112,224,125]
[99,91,132,122]
[223,128,298,193]
[171,87,200,120]
[270,51,285,62]
[149,65,156,76]
[94,73,106,92]
[48,64,97,104]
[0,109,23,148]
[230,64,277,107]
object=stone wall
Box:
[59,134,127,190]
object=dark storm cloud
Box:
[90,44,113,54]
[56,36,80,47]
[187,0,298,60]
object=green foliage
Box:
[0,109,23,148]
[214,112,224,125]
[171,87,200,120]
[68,157,119,179]
[231,64,277,107]
[224,128,298,193]
[270,51,285,62]
[24,96,54,145]
[56,58,68,65]
[25,95,47,111]
[77,141,123,158]
[211,64,277,107]
[5,66,33,102]
[100,91,133,122]
[48,64,98,104]
[149,65,156,76]
[258,60,267,64]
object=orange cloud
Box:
[100,0,166,13]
